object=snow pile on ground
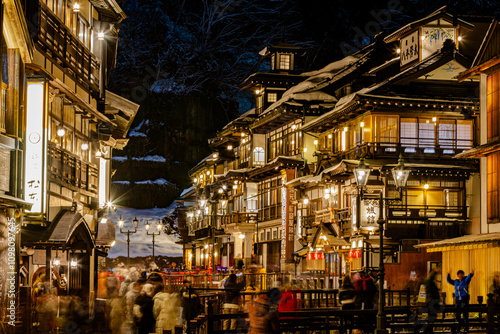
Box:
[107,203,183,258]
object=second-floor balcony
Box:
[220,212,258,233]
[30,3,100,93]
[48,143,98,196]
[332,140,472,161]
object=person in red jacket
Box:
[278,286,298,319]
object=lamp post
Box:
[353,156,410,334]
[146,220,163,264]
[118,216,139,267]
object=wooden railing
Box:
[47,143,98,195]
[328,141,473,161]
[388,204,467,220]
[33,3,100,93]
[201,295,500,334]
[219,212,258,226]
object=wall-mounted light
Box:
[241,132,246,137]
[397,48,401,54]
[313,140,318,145]
[81,142,89,150]
[324,193,330,200]
[97,32,105,41]
[212,153,218,159]
[232,185,237,190]
[343,127,348,132]
[238,233,245,239]
[303,147,308,153]
[328,134,332,139]
[360,122,365,128]
[458,36,462,42]
[421,35,425,41]
[57,126,66,137]
[357,239,363,248]
[432,117,437,122]
[227,145,233,150]
[292,125,297,130]
[204,244,209,249]
[70,258,78,268]
[100,216,108,224]
[206,170,211,175]
[303,196,309,205]
[222,185,227,190]
[73,2,80,12]
[242,139,246,144]
[53,252,60,267]
[423,183,429,190]
[214,251,218,257]
[194,178,198,183]
[218,188,223,194]
[255,89,261,95]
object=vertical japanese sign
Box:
[280,169,294,261]
[400,30,419,67]
[25,81,46,213]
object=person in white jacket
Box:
[153,285,181,334]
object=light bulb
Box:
[324,193,330,199]
[303,198,309,205]
[96,150,102,158]
[53,257,60,266]
[424,184,429,190]
[292,125,297,130]
[432,117,437,122]
[81,142,89,150]
[313,140,318,145]
[98,32,105,41]
[213,153,218,159]
[100,217,108,224]
[239,234,245,239]
[344,127,348,132]
[421,36,425,41]
[222,185,227,190]
[214,252,218,257]
[57,127,66,137]
[328,134,332,139]
[73,2,80,12]
[397,48,401,54]
[241,133,245,137]
[204,244,209,249]
[303,148,308,153]
[458,36,462,42]
[218,188,223,194]
[360,122,365,128]
[227,145,233,150]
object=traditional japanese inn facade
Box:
[0,0,138,331]
[178,7,492,289]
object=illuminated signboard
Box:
[400,30,419,67]
[421,26,456,60]
[25,81,46,213]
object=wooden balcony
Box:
[388,204,467,220]
[386,204,467,240]
[30,3,100,94]
[331,141,473,160]
[219,212,258,228]
[47,143,98,196]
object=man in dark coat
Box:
[223,273,246,330]
[422,267,442,334]
[180,279,201,327]
[249,290,279,334]
[134,283,156,334]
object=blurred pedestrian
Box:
[134,283,156,334]
[421,266,441,334]
[180,279,201,327]
[278,286,298,319]
[339,276,357,310]
[249,289,279,334]
[154,284,181,334]
[223,273,246,330]
[490,273,500,305]
[447,269,474,332]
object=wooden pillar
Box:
[45,247,51,282]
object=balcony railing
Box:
[219,212,258,227]
[34,3,100,93]
[388,204,467,220]
[331,140,473,160]
[47,143,98,195]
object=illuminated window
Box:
[267,93,277,103]
[253,147,265,166]
[487,70,500,141]
[279,54,291,70]
[488,151,500,222]
[374,116,398,143]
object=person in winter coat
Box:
[249,291,279,334]
[339,276,357,310]
[180,279,201,327]
[153,285,181,334]
[490,273,500,305]
[107,290,125,334]
[121,281,143,334]
[278,286,298,319]
[223,273,246,330]
[119,276,133,297]
[447,269,474,331]
[355,271,376,310]
[134,283,156,334]
[422,267,442,334]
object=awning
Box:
[415,233,500,250]
[454,141,500,158]
[22,210,95,250]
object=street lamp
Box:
[118,215,140,267]
[146,220,163,265]
[353,156,410,334]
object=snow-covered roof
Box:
[180,186,194,198]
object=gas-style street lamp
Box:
[118,216,140,266]
[145,220,163,264]
[353,156,410,334]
